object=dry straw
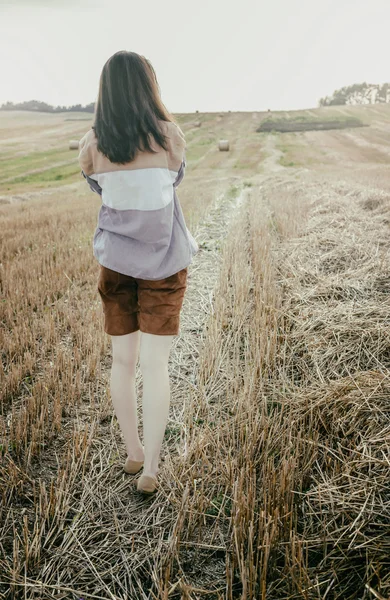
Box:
[1,116,390,598]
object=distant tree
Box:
[0,100,95,113]
[319,82,390,106]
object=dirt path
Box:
[260,134,284,172]
[169,185,249,412]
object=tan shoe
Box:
[123,457,144,475]
[136,474,158,495]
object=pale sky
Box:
[1,0,389,112]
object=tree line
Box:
[0,100,95,113]
[2,84,390,113]
[319,82,390,106]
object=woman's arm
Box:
[78,129,94,176]
[77,129,102,195]
[168,122,186,187]
[173,152,186,188]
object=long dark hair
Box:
[93,51,175,164]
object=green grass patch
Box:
[185,143,212,162]
[195,136,215,146]
[226,184,240,199]
[0,148,78,182]
[205,491,232,517]
[257,115,366,133]
[0,162,81,191]
[276,139,303,167]
[280,158,295,167]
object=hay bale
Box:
[194,121,202,127]
[218,140,230,151]
[69,140,79,150]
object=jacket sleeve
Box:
[81,170,102,196]
[78,129,102,195]
[170,123,186,188]
[78,130,94,176]
[173,152,186,188]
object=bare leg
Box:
[110,330,144,462]
[139,332,175,479]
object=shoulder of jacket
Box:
[161,120,185,150]
[79,127,97,150]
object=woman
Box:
[78,51,199,495]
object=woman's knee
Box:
[139,333,173,372]
[111,331,140,372]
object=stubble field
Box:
[0,105,389,599]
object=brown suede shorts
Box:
[97,265,188,336]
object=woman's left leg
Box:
[139,332,175,479]
[110,330,144,462]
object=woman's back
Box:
[78,119,199,280]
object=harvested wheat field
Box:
[0,105,389,599]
